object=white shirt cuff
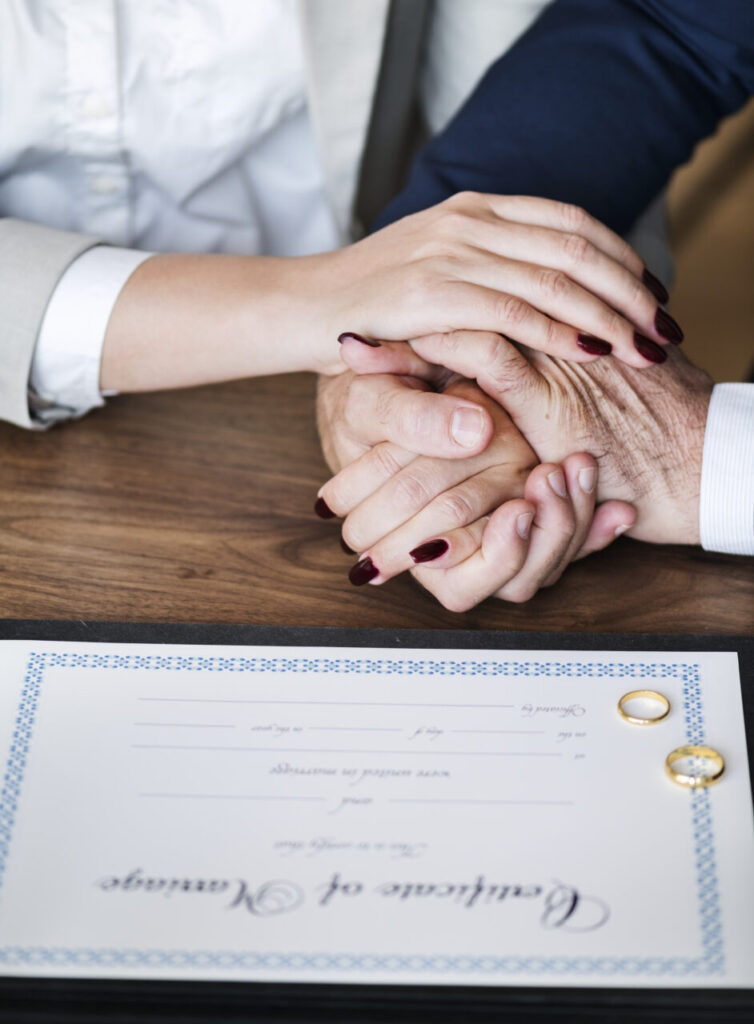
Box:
[29,245,154,422]
[699,383,754,555]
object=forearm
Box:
[100,250,344,393]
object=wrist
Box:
[257,249,351,377]
[628,370,712,546]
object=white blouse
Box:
[0,0,338,411]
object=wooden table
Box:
[1,374,751,635]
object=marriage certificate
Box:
[0,640,752,988]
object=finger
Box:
[358,515,490,578]
[410,499,535,613]
[319,442,418,518]
[494,463,578,603]
[338,372,494,458]
[338,334,445,383]
[407,331,544,423]
[344,459,527,569]
[456,248,668,367]
[537,454,599,588]
[476,195,649,283]
[574,501,637,559]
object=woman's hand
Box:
[322,192,680,369]
[101,193,680,395]
[324,444,634,611]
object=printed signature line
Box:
[133,723,235,728]
[139,793,327,801]
[390,798,573,806]
[131,745,562,756]
[450,729,546,735]
[138,698,516,708]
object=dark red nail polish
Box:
[340,536,355,555]
[349,556,379,586]
[577,334,612,356]
[654,308,684,344]
[337,332,381,348]
[410,539,449,563]
[642,268,669,305]
[633,332,667,364]
[314,497,336,519]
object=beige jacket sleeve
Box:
[0,218,99,429]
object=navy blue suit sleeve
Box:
[374,0,754,235]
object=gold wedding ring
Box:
[617,689,670,725]
[665,745,725,788]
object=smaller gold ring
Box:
[665,746,725,788]
[617,689,670,725]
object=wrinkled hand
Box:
[316,371,634,609]
[336,332,713,545]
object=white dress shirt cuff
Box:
[699,383,754,555]
[29,245,154,423]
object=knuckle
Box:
[494,293,529,328]
[443,593,475,614]
[372,383,398,427]
[561,232,592,266]
[371,444,403,480]
[396,394,433,443]
[537,268,571,300]
[392,471,433,512]
[600,308,626,339]
[428,582,475,614]
[558,202,589,232]
[446,190,482,210]
[434,489,476,529]
[543,315,561,350]
[499,578,537,604]
[628,272,647,309]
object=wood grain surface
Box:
[0,374,751,635]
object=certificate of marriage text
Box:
[0,641,752,987]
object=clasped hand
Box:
[314,196,712,611]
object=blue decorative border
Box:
[0,650,722,977]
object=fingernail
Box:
[349,556,379,586]
[451,407,485,448]
[517,512,533,539]
[654,308,684,344]
[340,536,355,555]
[642,268,669,305]
[578,467,596,494]
[410,538,449,564]
[547,469,568,498]
[314,497,336,519]
[577,334,612,356]
[337,332,381,348]
[614,524,630,537]
[633,332,667,364]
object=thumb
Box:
[345,372,495,458]
[409,332,543,418]
[338,333,449,385]
[574,501,637,560]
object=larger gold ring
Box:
[617,689,670,725]
[665,745,725,788]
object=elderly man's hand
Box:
[334,333,712,546]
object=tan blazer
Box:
[0,0,666,429]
